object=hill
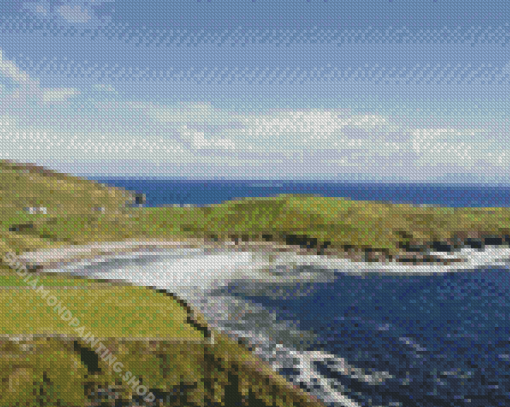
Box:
[0,159,139,259]
[0,159,137,215]
[3,159,510,265]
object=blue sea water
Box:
[87,179,510,407]
[237,270,510,407]
[91,178,510,208]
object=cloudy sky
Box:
[0,0,508,182]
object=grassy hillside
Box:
[0,271,325,407]
[185,194,510,261]
[0,160,137,215]
[0,160,139,259]
[3,158,510,264]
[0,160,329,406]
[13,194,510,262]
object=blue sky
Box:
[0,0,508,182]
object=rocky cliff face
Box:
[0,323,327,407]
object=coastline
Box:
[16,236,472,272]
[4,238,337,407]
[9,239,510,407]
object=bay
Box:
[73,179,510,407]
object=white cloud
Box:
[0,70,506,181]
[127,102,501,172]
[136,101,238,127]
[217,110,401,153]
[410,127,492,169]
[0,49,79,105]
[42,88,80,102]
[180,126,236,150]
[141,105,401,153]
[0,50,37,86]
[58,5,91,23]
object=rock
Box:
[283,234,318,250]
[363,249,390,263]
[483,235,505,246]
[465,238,485,250]
[398,241,427,253]
[9,223,34,232]
[430,241,454,253]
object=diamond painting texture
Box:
[0,1,509,406]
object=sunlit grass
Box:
[0,282,203,339]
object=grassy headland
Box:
[3,159,510,265]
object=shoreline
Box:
[15,236,469,271]
[13,235,510,276]
[9,239,339,407]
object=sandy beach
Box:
[15,238,299,271]
[16,236,510,275]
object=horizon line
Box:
[81,176,510,187]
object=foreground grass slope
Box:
[0,272,203,406]
[0,270,324,407]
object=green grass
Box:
[5,193,510,261]
[117,194,510,257]
[0,282,202,339]
[4,158,510,260]
[0,270,212,406]
[0,270,325,407]
[0,160,135,216]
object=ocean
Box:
[91,178,510,209]
[80,179,510,407]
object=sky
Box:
[0,0,508,183]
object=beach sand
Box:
[16,236,510,275]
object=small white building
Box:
[92,206,106,213]
[23,206,47,214]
